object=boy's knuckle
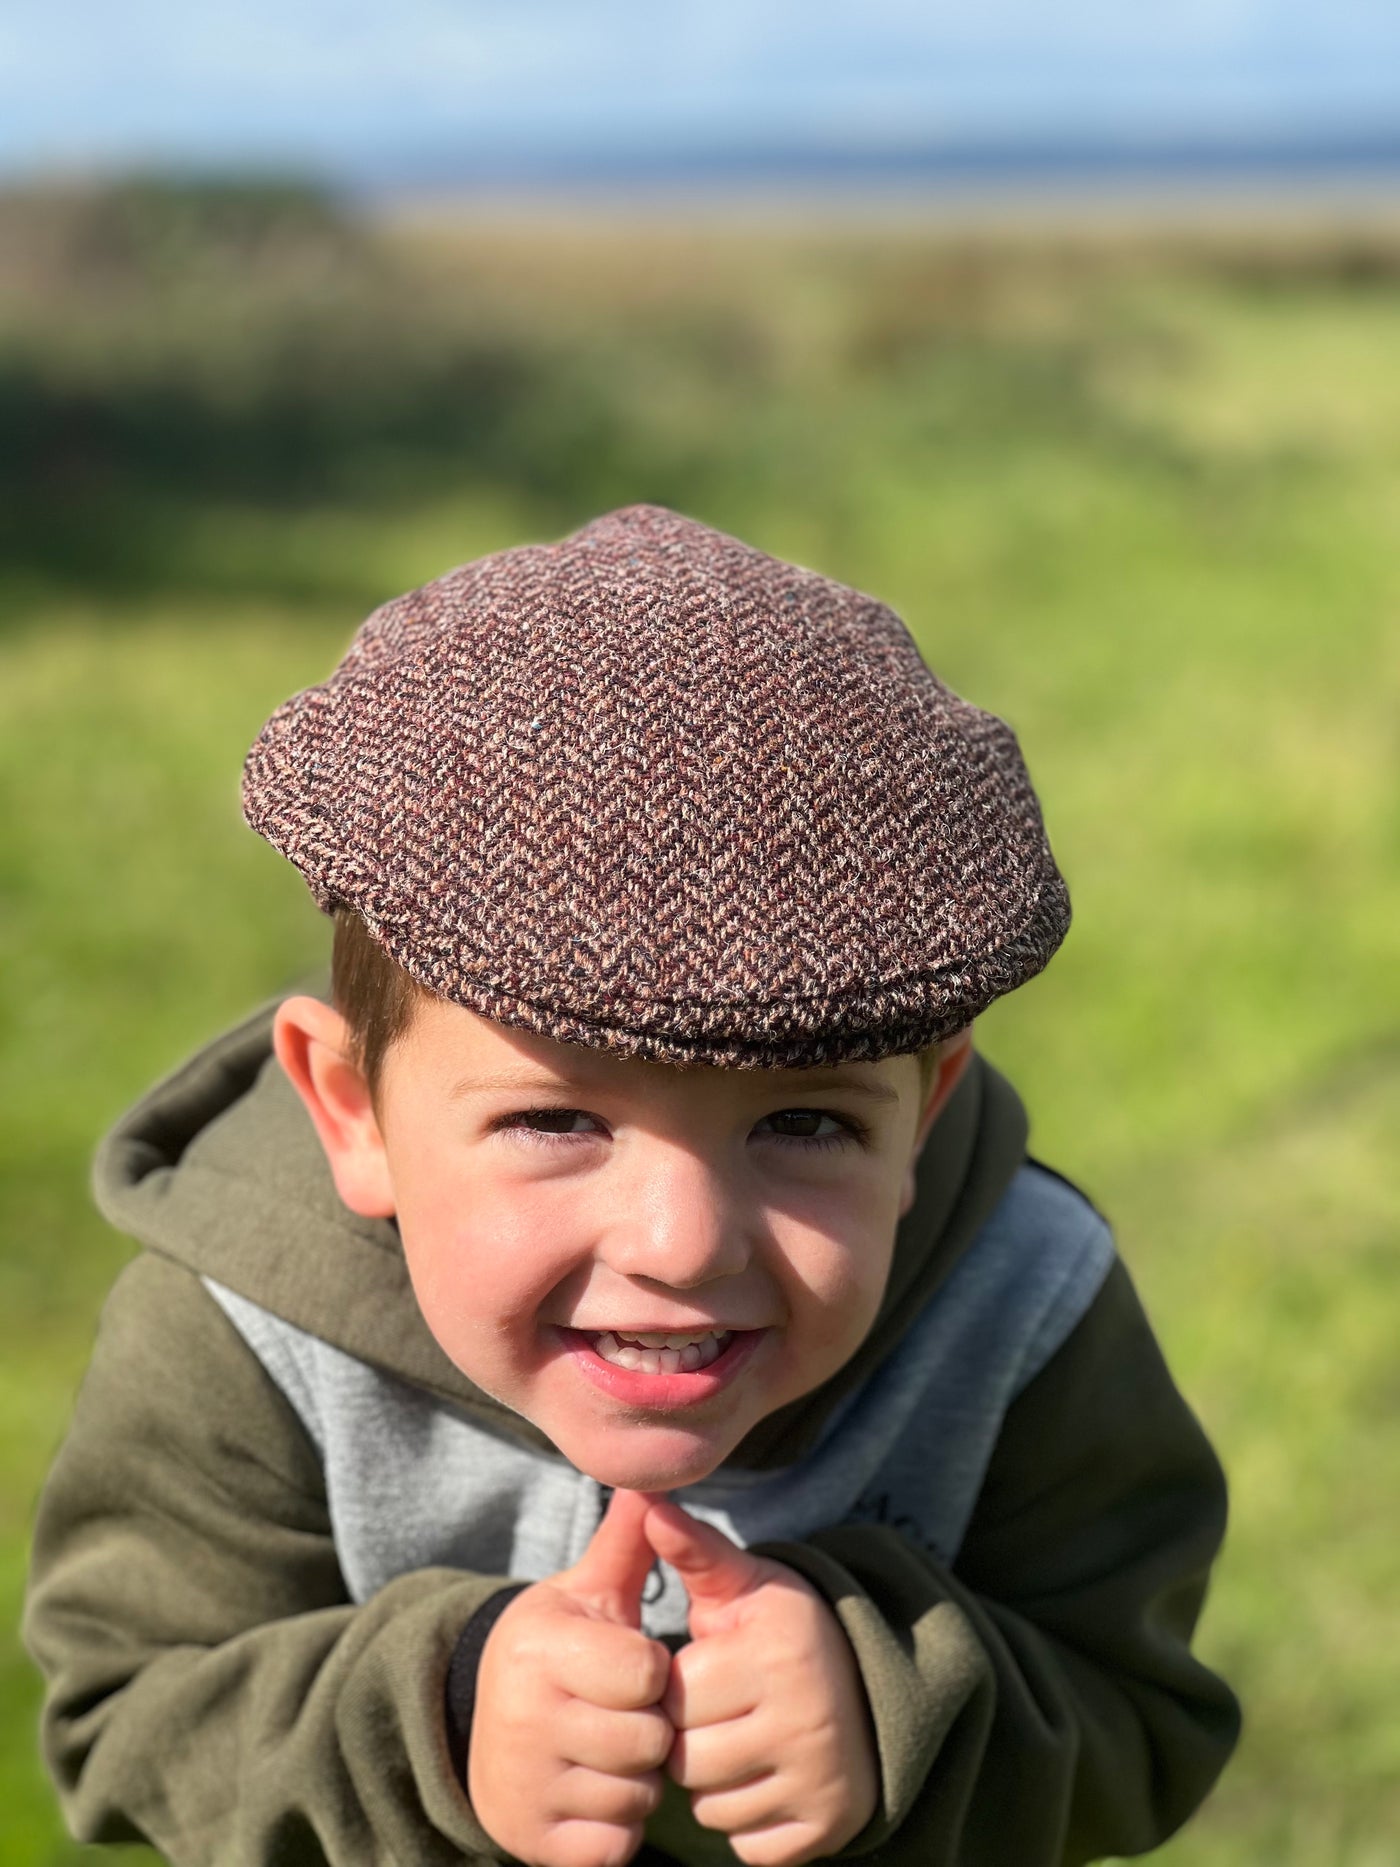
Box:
[627,1774,664,1818]
[602,1826,645,1867]
[589,1822,645,1867]
[669,1636,715,1697]
[505,1613,560,1675]
[609,1770,659,1818]
[643,1636,673,1696]
[731,1829,815,1867]
[554,1619,603,1678]
[539,1819,640,1867]
[622,1641,667,1704]
[630,1708,673,1769]
[561,1762,662,1828]
[692,1795,738,1835]
[537,1826,584,1867]
[728,1840,770,1867]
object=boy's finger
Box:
[643,1500,768,1614]
[546,1816,648,1867]
[687,1772,786,1838]
[558,1701,674,1776]
[549,1764,664,1826]
[551,1616,672,1709]
[666,1708,765,1788]
[562,1487,663,1628]
[662,1626,760,1729]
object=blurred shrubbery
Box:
[0,171,1334,598]
[0,178,551,566]
[0,176,785,530]
[12,174,1400,614]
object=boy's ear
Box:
[898,1026,976,1219]
[272,996,397,1219]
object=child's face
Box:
[317,998,946,1491]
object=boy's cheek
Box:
[788,1224,896,1321]
[403,1227,578,1383]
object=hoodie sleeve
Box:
[753,1256,1241,1865]
[22,1251,519,1867]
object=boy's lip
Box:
[555,1325,768,1409]
[565,1322,752,1339]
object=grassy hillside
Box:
[2,186,1398,1864]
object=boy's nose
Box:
[600,1144,752,1289]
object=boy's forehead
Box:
[408,996,911,1105]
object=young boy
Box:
[24,504,1239,1867]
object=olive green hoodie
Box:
[23,1001,1239,1864]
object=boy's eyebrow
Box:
[775,1075,901,1106]
[448,1071,586,1100]
[447,1069,900,1105]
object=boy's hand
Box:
[644,1500,880,1867]
[467,1488,673,1867]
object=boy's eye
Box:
[495,1107,866,1149]
[500,1107,604,1141]
[755,1109,860,1148]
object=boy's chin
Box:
[563,1427,738,1493]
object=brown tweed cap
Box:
[243,504,1070,1068]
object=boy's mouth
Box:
[557,1324,766,1407]
[586,1328,734,1375]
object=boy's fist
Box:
[644,1500,879,1867]
[467,1489,673,1867]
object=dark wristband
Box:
[444,1583,531,1786]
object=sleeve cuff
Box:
[443,1581,532,1788]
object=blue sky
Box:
[5,1,1400,182]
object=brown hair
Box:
[331,907,430,1094]
[332,907,952,1104]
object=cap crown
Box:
[243,503,1069,1066]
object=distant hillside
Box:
[350,128,1400,199]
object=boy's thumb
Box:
[643,1499,767,1616]
[561,1487,659,1628]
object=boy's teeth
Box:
[589,1328,733,1371]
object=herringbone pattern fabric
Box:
[243,504,1070,1067]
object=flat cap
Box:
[243,503,1070,1068]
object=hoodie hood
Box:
[94,994,1029,1470]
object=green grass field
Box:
[2,197,1398,1863]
